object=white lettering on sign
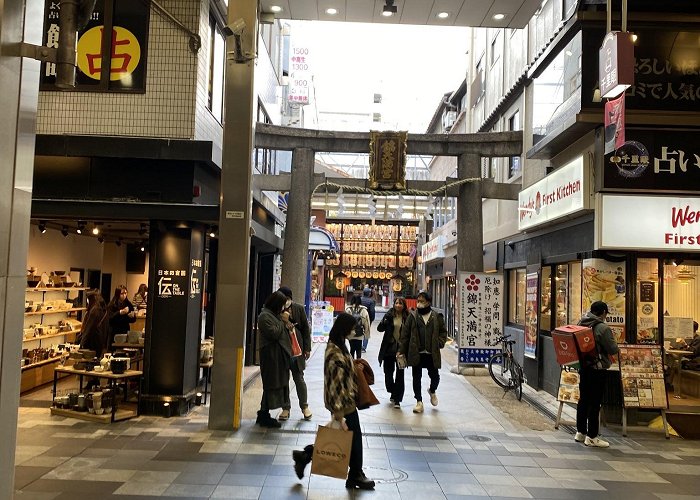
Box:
[421,235,444,263]
[598,194,700,250]
[518,156,588,230]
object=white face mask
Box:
[284,300,292,310]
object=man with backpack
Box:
[575,301,619,448]
[346,295,370,359]
[360,288,376,353]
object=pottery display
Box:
[110,358,128,374]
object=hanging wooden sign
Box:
[368,131,407,190]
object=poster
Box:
[457,273,504,364]
[582,259,626,343]
[310,301,334,343]
[557,369,580,404]
[618,345,667,409]
[663,317,694,341]
[524,272,539,359]
[604,93,626,154]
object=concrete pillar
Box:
[142,224,204,415]
[209,0,258,431]
[280,148,315,304]
[456,153,483,273]
[0,0,43,495]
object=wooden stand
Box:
[622,407,670,439]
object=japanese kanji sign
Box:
[368,131,407,190]
[524,272,539,359]
[458,272,504,364]
[598,31,634,99]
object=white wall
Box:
[27,226,103,275]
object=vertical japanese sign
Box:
[524,272,539,358]
[368,131,408,190]
[458,273,504,364]
[604,93,625,154]
[288,44,311,105]
[582,259,626,343]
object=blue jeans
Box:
[362,337,369,350]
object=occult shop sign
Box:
[368,131,407,190]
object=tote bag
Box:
[310,421,353,479]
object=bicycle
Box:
[487,334,524,401]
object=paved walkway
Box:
[13,322,700,499]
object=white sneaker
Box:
[413,401,424,413]
[278,409,290,421]
[302,407,312,420]
[394,402,401,409]
[574,432,586,443]
[429,392,438,407]
[584,436,609,448]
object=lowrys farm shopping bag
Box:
[310,421,353,479]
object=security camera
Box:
[451,230,457,237]
[223,18,246,37]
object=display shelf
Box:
[22,330,79,343]
[26,287,88,292]
[50,406,137,423]
[25,307,86,316]
[21,356,61,371]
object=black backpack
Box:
[351,308,365,337]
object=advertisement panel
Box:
[582,258,626,344]
[524,273,539,358]
[421,235,445,263]
[518,156,589,231]
[288,44,311,105]
[618,345,668,409]
[310,302,334,343]
[597,194,700,252]
[458,273,504,365]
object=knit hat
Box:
[278,286,293,299]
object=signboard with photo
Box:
[310,302,334,343]
[618,345,668,409]
[524,272,539,358]
[557,369,581,404]
[458,273,504,364]
[582,258,626,343]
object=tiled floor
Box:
[13,322,700,499]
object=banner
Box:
[310,301,334,342]
[524,273,539,358]
[604,93,625,154]
[458,273,504,364]
[582,259,626,343]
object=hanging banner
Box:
[582,259,626,343]
[524,273,539,358]
[368,131,407,190]
[458,273,504,364]
[604,93,625,154]
[618,345,668,409]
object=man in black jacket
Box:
[360,288,376,352]
[278,287,313,421]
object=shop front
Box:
[422,234,458,339]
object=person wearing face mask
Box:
[377,297,408,408]
[291,312,375,490]
[398,291,447,414]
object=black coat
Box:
[361,296,376,323]
[108,299,136,335]
[80,304,109,357]
[377,311,405,365]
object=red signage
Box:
[604,93,625,154]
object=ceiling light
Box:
[76,221,85,234]
[325,8,338,15]
[38,221,47,234]
[61,226,69,237]
[437,12,449,19]
[209,225,218,238]
[382,0,397,17]
[493,13,505,20]
[92,226,100,235]
[270,5,282,13]
[631,33,638,42]
[140,242,146,252]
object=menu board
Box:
[582,259,626,344]
[458,273,504,364]
[663,317,694,341]
[310,302,334,342]
[618,345,668,409]
[524,273,539,359]
[557,369,581,404]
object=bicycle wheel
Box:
[488,353,510,388]
[512,363,524,401]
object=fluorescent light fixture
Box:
[270,5,282,13]
[325,8,338,15]
[493,13,505,20]
[437,12,449,19]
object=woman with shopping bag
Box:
[291,312,375,490]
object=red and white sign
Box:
[518,156,589,230]
[597,194,700,251]
[421,235,445,263]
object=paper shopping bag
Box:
[310,423,353,479]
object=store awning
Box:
[309,226,339,254]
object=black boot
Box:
[292,445,313,479]
[345,470,375,490]
[256,410,281,428]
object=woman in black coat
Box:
[79,290,109,357]
[377,297,408,408]
[107,286,136,346]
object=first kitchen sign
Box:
[518,156,590,230]
[598,194,700,251]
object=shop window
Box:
[636,258,659,344]
[207,15,225,123]
[554,265,568,327]
[508,111,521,179]
[540,267,552,332]
[568,262,582,324]
[662,259,700,344]
[508,268,526,325]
